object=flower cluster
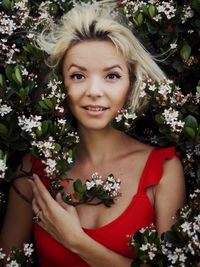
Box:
[86,173,121,198]
[0,150,7,180]
[0,243,34,267]
[129,188,200,266]
[112,109,137,131]
[41,79,67,113]
[0,100,12,117]
[122,0,177,23]
[181,5,194,24]
[61,173,121,207]
[162,108,185,133]
[18,115,42,137]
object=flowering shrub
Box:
[0,243,34,267]
[61,173,121,207]
[0,0,200,265]
[129,189,200,266]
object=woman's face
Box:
[62,40,130,131]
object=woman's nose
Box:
[85,78,104,98]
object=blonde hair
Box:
[36,0,166,113]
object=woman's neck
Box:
[76,125,132,166]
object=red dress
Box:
[32,147,175,267]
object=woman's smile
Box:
[82,105,109,116]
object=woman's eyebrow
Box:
[67,63,87,71]
[67,64,123,71]
[103,65,123,71]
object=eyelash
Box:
[106,73,121,80]
[69,73,84,80]
[69,72,121,80]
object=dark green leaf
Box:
[73,179,84,194]
[164,230,181,244]
[180,43,191,61]
[0,123,8,136]
[184,115,198,129]
[192,0,200,14]
[148,4,156,18]
[14,65,23,85]
[2,0,13,11]
[184,127,196,138]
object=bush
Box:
[0,0,199,266]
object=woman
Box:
[0,1,186,266]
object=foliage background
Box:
[0,0,200,265]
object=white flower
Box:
[18,115,42,134]
[170,43,177,49]
[181,5,194,23]
[153,14,162,21]
[115,113,123,122]
[0,159,7,179]
[181,222,192,233]
[31,137,55,158]
[86,180,96,190]
[162,108,185,132]
[149,84,157,91]
[148,251,156,260]
[139,228,146,234]
[58,118,66,125]
[140,244,148,251]
[43,158,57,176]
[0,100,12,117]
[23,243,34,257]
[6,260,19,267]
[0,248,6,259]
[67,157,73,164]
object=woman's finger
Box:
[31,174,55,211]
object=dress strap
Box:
[137,147,175,195]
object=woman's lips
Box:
[82,105,108,115]
[83,105,108,111]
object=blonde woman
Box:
[0,1,185,266]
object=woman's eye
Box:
[106,73,121,80]
[70,73,85,80]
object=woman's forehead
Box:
[63,40,128,70]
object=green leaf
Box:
[184,115,198,129]
[192,0,200,14]
[196,81,200,93]
[180,43,191,61]
[148,4,156,18]
[155,114,165,124]
[0,74,5,88]
[14,65,23,85]
[73,179,84,194]
[133,13,143,27]
[2,0,13,11]
[184,127,196,138]
[197,168,200,181]
[54,143,61,152]
[38,100,50,110]
[141,4,148,16]
[0,123,8,136]
[164,230,181,244]
[49,2,59,16]
[5,66,14,82]
[44,99,54,109]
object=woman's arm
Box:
[154,155,186,236]
[0,154,34,255]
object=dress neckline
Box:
[83,147,157,232]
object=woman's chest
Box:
[62,174,140,229]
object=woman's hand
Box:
[30,174,85,251]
